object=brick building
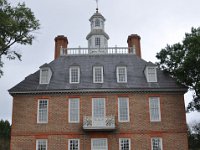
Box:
[9,9,188,150]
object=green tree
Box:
[0,0,40,77]
[156,27,200,112]
[188,122,200,150]
[0,120,11,150]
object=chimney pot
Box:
[54,35,68,59]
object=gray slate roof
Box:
[9,54,187,94]
[86,29,110,40]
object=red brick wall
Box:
[11,92,188,150]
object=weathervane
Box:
[95,0,99,12]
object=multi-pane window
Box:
[117,67,127,83]
[151,138,163,150]
[70,67,80,83]
[149,97,161,122]
[92,98,105,127]
[36,139,47,150]
[95,19,100,27]
[118,97,129,122]
[119,138,131,150]
[93,66,103,83]
[37,99,48,123]
[69,98,80,123]
[40,68,51,84]
[91,138,108,150]
[147,67,157,82]
[95,37,101,47]
[68,139,79,150]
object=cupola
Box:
[86,8,109,54]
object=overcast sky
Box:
[0,0,199,124]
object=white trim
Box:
[68,139,80,150]
[36,139,47,150]
[91,138,108,150]
[93,66,104,83]
[68,98,80,123]
[118,97,130,122]
[149,97,161,122]
[37,99,48,124]
[119,138,131,150]
[117,66,127,83]
[92,98,106,118]
[145,66,157,82]
[151,137,163,150]
[39,67,52,84]
[69,66,80,84]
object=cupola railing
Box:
[60,47,135,55]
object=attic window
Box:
[93,66,103,83]
[69,66,80,84]
[145,67,157,82]
[95,19,100,27]
[117,66,127,83]
[40,68,52,84]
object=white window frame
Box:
[68,139,80,150]
[119,138,131,150]
[95,37,101,47]
[68,98,80,123]
[118,97,130,122]
[149,97,161,122]
[39,67,52,84]
[69,66,80,84]
[146,67,157,82]
[151,137,163,150]
[36,139,47,150]
[95,19,100,27]
[117,66,127,83]
[93,66,103,83]
[37,99,48,124]
[92,98,106,123]
[91,138,108,150]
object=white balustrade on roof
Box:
[60,47,135,55]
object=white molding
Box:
[119,138,131,150]
[91,138,108,150]
[68,98,80,123]
[69,66,80,84]
[92,98,106,118]
[151,137,163,150]
[93,66,104,83]
[145,66,158,83]
[149,97,161,122]
[118,97,130,122]
[68,139,80,150]
[117,66,127,83]
[39,67,52,84]
[37,99,48,124]
[36,139,47,150]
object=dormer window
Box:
[69,66,80,84]
[93,66,103,83]
[95,19,100,27]
[40,67,52,84]
[117,66,127,83]
[145,66,157,82]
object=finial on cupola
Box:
[95,0,99,12]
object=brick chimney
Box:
[127,34,141,58]
[54,35,68,59]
